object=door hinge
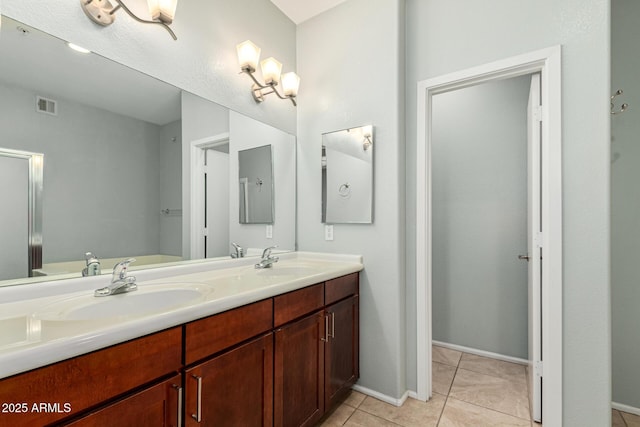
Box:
[534,105,543,122]
[535,361,543,377]
[203,227,209,236]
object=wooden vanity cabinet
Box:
[273,274,359,427]
[324,273,360,409]
[274,311,326,427]
[183,299,274,427]
[324,295,359,409]
[0,327,181,427]
[62,374,182,427]
[0,272,359,427]
[185,333,274,427]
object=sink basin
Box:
[0,316,41,349]
[32,283,212,321]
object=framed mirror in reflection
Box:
[322,125,374,224]
[0,16,296,287]
[239,145,274,224]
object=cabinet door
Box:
[274,311,325,427]
[63,374,182,427]
[325,296,359,409]
[185,333,273,427]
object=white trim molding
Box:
[352,385,409,408]
[612,402,640,417]
[432,340,528,366]
[189,133,230,260]
[415,46,563,426]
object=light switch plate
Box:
[325,225,334,241]
[266,225,273,239]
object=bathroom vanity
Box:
[0,252,362,426]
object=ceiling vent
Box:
[36,96,57,116]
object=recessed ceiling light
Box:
[67,43,91,54]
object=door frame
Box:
[415,46,562,423]
[0,148,43,276]
[189,133,230,260]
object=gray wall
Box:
[159,119,182,257]
[405,1,611,425]
[180,91,229,259]
[229,111,297,252]
[432,76,530,359]
[611,0,640,411]
[0,82,165,262]
[297,0,406,399]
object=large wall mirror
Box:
[0,16,296,287]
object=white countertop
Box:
[0,251,363,380]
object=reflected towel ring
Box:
[338,183,351,198]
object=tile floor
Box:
[317,345,640,427]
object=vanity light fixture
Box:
[237,40,300,106]
[80,0,179,40]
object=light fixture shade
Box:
[237,40,261,72]
[260,57,282,86]
[148,0,178,24]
[281,72,300,97]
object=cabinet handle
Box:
[329,312,335,339]
[172,384,183,427]
[321,314,330,342]
[191,374,202,423]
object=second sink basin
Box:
[33,283,213,321]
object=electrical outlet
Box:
[266,225,273,239]
[325,225,334,241]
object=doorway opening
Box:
[189,133,230,260]
[415,46,562,425]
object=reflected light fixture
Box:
[237,40,300,106]
[67,42,91,54]
[80,0,179,40]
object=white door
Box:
[205,148,229,258]
[527,73,543,423]
[0,155,29,280]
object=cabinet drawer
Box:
[274,283,324,327]
[325,273,359,305]
[185,299,273,365]
[63,374,182,427]
[0,327,182,427]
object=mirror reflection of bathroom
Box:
[0,15,297,286]
[238,145,274,224]
[322,125,374,224]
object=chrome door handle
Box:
[518,254,530,261]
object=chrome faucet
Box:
[82,252,101,277]
[231,242,245,259]
[94,258,137,297]
[255,246,279,269]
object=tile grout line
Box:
[444,351,533,423]
[435,361,459,427]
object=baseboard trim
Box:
[351,385,409,407]
[612,401,640,416]
[432,340,528,366]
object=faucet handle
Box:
[112,258,136,279]
[262,246,278,259]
